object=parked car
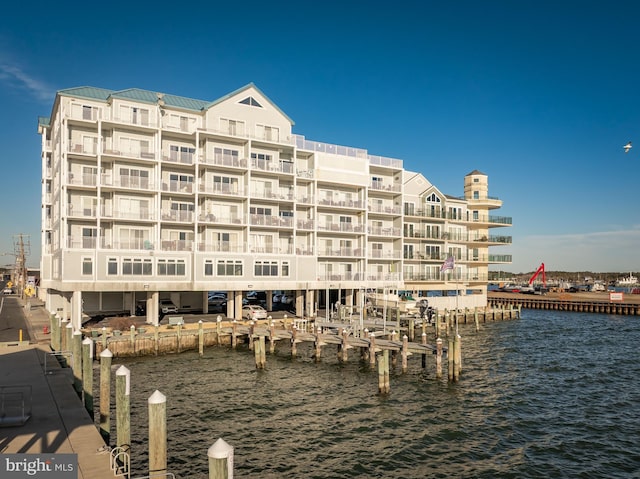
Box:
[242,304,267,321]
[280,294,294,305]
[3,287,13,294]
[159,299,178,314]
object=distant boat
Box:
[617,273,638,286]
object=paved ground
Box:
[0,295,113,479]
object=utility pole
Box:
[13,234,30,299]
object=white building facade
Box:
[38,83,512,328]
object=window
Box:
[123,258,152,275]
[221,118,245,136]
[169,145,195,163]
[157,259,186,276]
[213,147,239,164]
[213,175,237,193]
[255,260,278,276]
[473,191,479,199]
[82,257,92,275]
[107,258,118,275]
[217,260,243,276]
[81,227,97,248]
[120,168,150,189]
[256,124,279,142]
[239,96,262,107]
[282,261,289,276]
[204,260,213,276]
[372,176,383,188]
[250,206,272,216]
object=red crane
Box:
[529,263,546,286]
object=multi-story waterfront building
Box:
[38,83,512,328]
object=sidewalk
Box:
[0,298,113,479]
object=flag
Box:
[440,255,454,272]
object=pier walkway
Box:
[0,297,113,479]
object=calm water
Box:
[108,310,640,478]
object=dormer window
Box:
[239,96,262,107]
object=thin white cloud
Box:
[0,62,55,103]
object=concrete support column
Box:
[266,290,273,311]
[306,289,315,318]
[71,290,83,331]
[295,290,304,317]
[203,291,210,314]
[233,291,243,320]
[147,291,159,326]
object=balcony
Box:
[251,158,294,174]
[369,183,401,193]
[101,238,154,250]
[161,240,193,252]
[161,210,194,223]
[102,175,154,191]
[163,150,194,165]
[368,226,401,236]
[198,183,244,197]
[102,148,156,161]
[251,189,294,201]
[201,153,248,169]
[317,223,365,233]
[162,180,194,194]
[296,219,315,230]
[368,250,401,259]
[249,245,294,254]
[250,215,293,228]
[68,205,97,218]
[368,205,402,215]
[318,198,365,209]
[68,143,97,156]
[318,248,363,257]
[67,236,98,249]
[197,242,244,253]
[101,207,155,221]
[68,172,97,187]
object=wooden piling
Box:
[474,308,479,332]
[232,320,238,348]
[369,333,377,367]
[383,349,390,393]
[72,331,82,396]
[340,328,349,362]
[408,318,415,341]
[269,320,276,354]
[116,366,131,454]
[448,335,455,381]
[81,338,94,419]
[291,326,298,357]
[254,335,263,369]
[453,334,461,382]
[402,335,408,373]
[248,321,255,350]
[99,348,113,443]
[208,438,234,479]
[154,325,159,355]
[259,336,266,368]
[390,331,398,369]
[436,338,443,378]
[314,327,322,361]
[148,390,167,478]
[199,320,204,357]
[421,332,427,369]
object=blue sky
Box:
[1,1,639,273]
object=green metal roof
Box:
[54,84,291,120]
